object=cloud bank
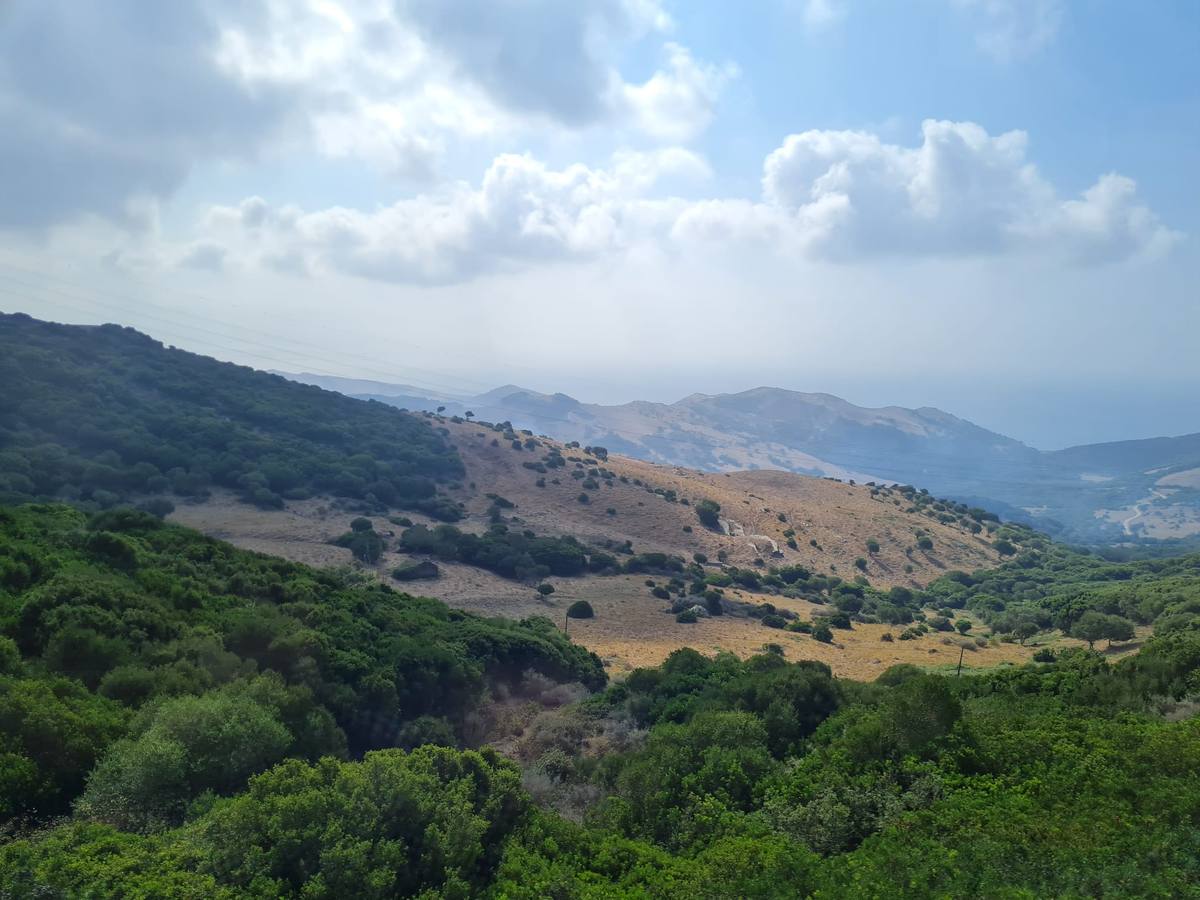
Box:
[164,120,1176,283]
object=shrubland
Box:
[2,504,1199,897]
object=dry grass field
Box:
[169,416,1069,681]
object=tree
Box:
[1104,615,1135,647]
[955,619,972,634]
[917,536,934,551]
[695,499,722,529]
[536,583,555,597]
[1013,621,1039,645]
[1071,612,1135,649]
[194,747,525,898]
[812,624,834,644]
[566,601,594,619]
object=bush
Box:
[695,500,722,529]
[334,528,385,564]
[676,608,699,624]
[812,624,834,643]
[537,583,556,597]
[391,560,440,581]
[566,601,594,619]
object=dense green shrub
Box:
[566,601,594,619]
[0,314,463,515]
[695,499,722,529]
[0,503,604,829]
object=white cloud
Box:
[953,0,1064,61]
[623,44,739,142]
[729,120,1177,263]
[148,120,1176,285]
[0,0,730,232]
[164,149,708,284]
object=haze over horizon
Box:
[1,0,1196,449]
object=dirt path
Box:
[1122,488,1169,535]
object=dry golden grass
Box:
[168,418,1042,682]
[439,418,1001,590]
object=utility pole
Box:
[956,644,965,677]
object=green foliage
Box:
[566,601,594,620]
[6,494,1200,898]
[694,499,722,529]
[333,525,385,563]
[918,537,1200,642]
[0,674,127,820]
[2,747,527,899]
[192,747,525,897]
[0,313,462,514]
[398,523,593,580]
[391,559,439,581]
[1071,610,1135,648]
[0,503,604,828]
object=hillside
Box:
[5,503,1199,897]
[0,313,462,518]
[289,373,1200,545]
[174,414,1024,677]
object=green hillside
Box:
[0,503,603,826]
[2,503,1199,897]
[0,313,463,517]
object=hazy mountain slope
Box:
[1050,432,1200,474]
[280,373,1200,545]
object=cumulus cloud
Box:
[172,149,708,284]
[622,44,739,142]
[729,120,1177,263]
[153,120,1175,285]
[0,0,730,232]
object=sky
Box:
[0,0,1197,450]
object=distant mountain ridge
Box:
[282,373,1200,545]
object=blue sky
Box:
[1,0,1196,448]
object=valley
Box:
[170,415,1081,679]
[288,373,1200,546]
[3,312,1199,899]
